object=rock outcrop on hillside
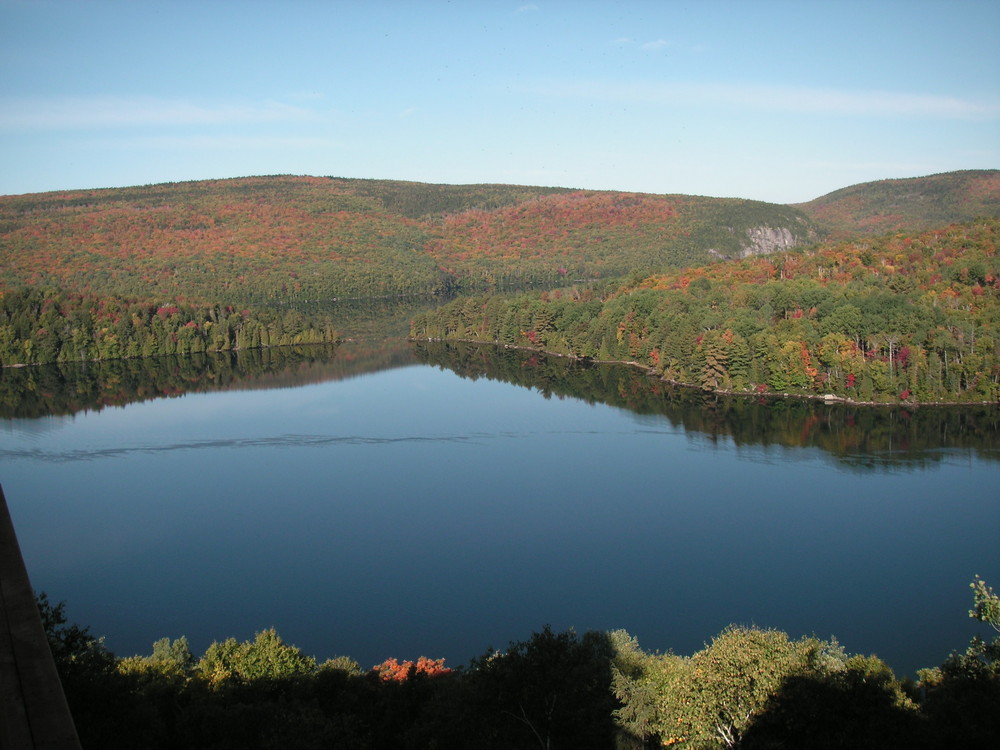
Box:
[740,225,799,257]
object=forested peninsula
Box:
[411,219,1000,404]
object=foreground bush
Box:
[38,578,1000,748]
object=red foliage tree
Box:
[372,656,451,682]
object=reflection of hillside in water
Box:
[412,341,1000,470]
[281,294,444,340]
[3,336,997,468]
[0,340,415,419]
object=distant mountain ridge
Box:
[0,170,996,305]
[793,169,999,236]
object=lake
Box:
[1,337,998,678]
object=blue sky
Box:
[1,0,997,202]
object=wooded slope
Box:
[411,219,1000,403]
[1,176,818,303]
[794,169,999,237]
[3,171,995,306]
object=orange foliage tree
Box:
[372,656,452,682]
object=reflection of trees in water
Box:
[278,295,444,340]
[412,340,1000,469]
[3,337,996,468]
[0,340,416,419]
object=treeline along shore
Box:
[0,286,339,365]
[410,219,1000,405]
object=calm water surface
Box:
[1,341,998,677]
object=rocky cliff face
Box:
[739,225,799,257]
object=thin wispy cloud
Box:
[105,135,344,151]
[515,3,539,13]
[612,37,674,51]
[529,80,1000,120]
[0,96,317,131]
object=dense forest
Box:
[1,171,997,370]
[0,174,821,304]
[41,578,1000,749]
[793,170,1000,237]
[411,219,1000,404]
[0,286,338,366]
[2,171,994,308]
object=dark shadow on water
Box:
[0,340,415,419]
[412,340,1000,470]
[2,338,997,470]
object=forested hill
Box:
[794,169,1000,237]
[411,219,1000,404]
[0,175,818,303]
[4,172,996,306]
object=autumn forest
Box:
[2,170,998,406]
[5,169,1000,748]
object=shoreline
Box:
[0,340,341,370]
[413,337,1000,409]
